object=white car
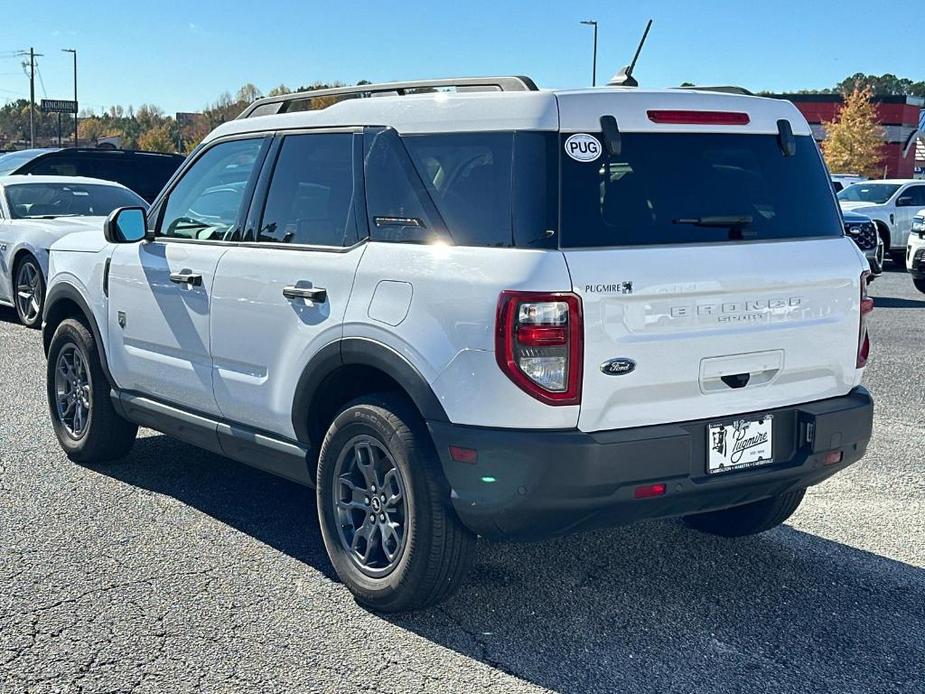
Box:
[41,77,874,611]
[906,208,925,292]
[837,179,925,265]
[0,175,146,326]
[831,173,867,193]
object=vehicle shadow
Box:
[0,305,20,325]
[871,296,925,309]
[96,433,925,694]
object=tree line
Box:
[0,80,368,153]
[0,72,920,155]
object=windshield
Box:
[559,133,843,247]
[837,183,901,204]
[0,149,44,176]
[4,182,146,219]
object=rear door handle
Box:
[283,285,327,304]
[169,271,203,287]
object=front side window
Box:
[561,133,844,247]
[159,138,266,241]
[258,133,360,247]
[4,182,145,219]
[902,185,925,207]
[837,183,901,205]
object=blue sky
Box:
[0,0,919,115]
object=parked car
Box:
[837,179,925,265]
[831,173,867,193]
[41,77,874,612]
[0,148,184,203]
[842,210,883,279]
[906,209,925,293]
[0,175,146,326]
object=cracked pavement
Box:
[1,267,923,693]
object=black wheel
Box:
[46,318,138,463]
[316,394,476,612]
[13,254,44,328]
[682,489,805,537]
[914,278,925,294]
[889,250,906,268]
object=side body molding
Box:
[291,337,450,445]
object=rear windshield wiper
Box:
[673,215,753,228]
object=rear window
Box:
[560,133,843,248]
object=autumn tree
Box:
[821,86,884,178]
[137,124,176,153]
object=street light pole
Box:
[580,20,598,87]
[62,49,77,147]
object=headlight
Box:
[913,218,925,233]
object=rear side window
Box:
[560,133,843,247]
[258,133,361,247]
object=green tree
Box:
[137,123,176,153]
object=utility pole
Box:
[17,48,42,147]
[580,20,599,87]
[62,49,77,146]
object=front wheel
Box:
[682,489,805,537]
[913,278,925,294]
[46,318,138,463]
[316,394,476,612]
[14,254,44,328]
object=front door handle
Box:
[283,285,327,304]
[169,271,203,287]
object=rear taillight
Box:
[495,291,583,405]
[857,271,874,368]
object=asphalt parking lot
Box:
[1,267,923,694]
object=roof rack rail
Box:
[238,76,539,119]
[675,85,754,96]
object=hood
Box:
[839,201,880,212]
[49,227,110,254]
[17,216,106,232]
[841,210,874,223]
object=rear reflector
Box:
[647,110,750,125]
[634,483,667,499]
[823,451,844,465]
[449,446,479,464]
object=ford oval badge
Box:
[600,358,636,376]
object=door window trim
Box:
[151,132,273,245]
[245,127,368,252]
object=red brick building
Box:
[772,93,924,178]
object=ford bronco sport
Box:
[42,77,874,612]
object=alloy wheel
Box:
[332,435,409,577]
[54,343,92,439]
[16,260,42,325]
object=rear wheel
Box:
[316,394,476,612]
[46,318,138,463]
[14,254,44,328]
[914,278,925,294]
[682,489,805,537]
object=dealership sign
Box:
[40,99,78,114]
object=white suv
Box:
[42,77,875,612]
[838,179,925,265]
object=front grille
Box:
[845,222,878,251]
[913,248,925,271]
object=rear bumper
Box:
[428,387,873,540]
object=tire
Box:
[889,250,906,268]
[914,278,925,294]
[46,318,138,463]
[682,489,805,537]
[316,394,476,612]
[13,253,44,328]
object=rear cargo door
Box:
[555,92,867,433]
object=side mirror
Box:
[104,207,149,243]
[896,196,913,207]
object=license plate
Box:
[707,415,774,474]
